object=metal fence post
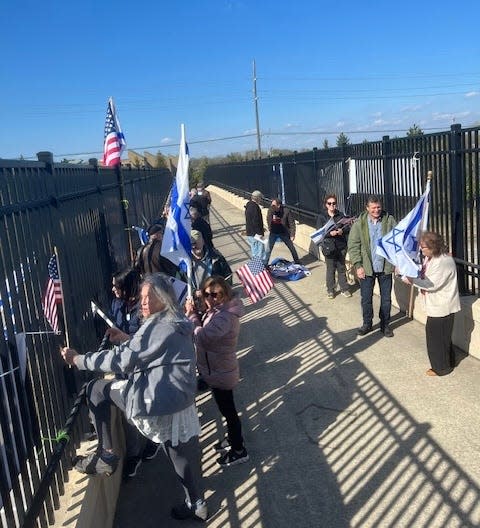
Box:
[382,136,393,212]
[341,144,350,208]
[115,164,134,263]
[449,123,466,293]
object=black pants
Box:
[211,387,244,451]
[426,314,455,375]
[87,379,204,504]
[325,250,349,293]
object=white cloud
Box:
[465,91,479,98]
[336,121,345,128]
[400,104,423,113]
[160,137,171,144]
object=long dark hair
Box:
[113,267,141,302]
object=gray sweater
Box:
[74,311,196,419]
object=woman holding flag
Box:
[403,231,461,376]
[316,194,352,299]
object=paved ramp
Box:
[113,190,480,528]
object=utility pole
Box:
[253,59,262,158]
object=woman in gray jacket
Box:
[185,276,248,468]
[61,273,207,522]
[404,231,461,376]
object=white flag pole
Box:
[407,171,433,318]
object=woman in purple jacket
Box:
[185,276,249,468]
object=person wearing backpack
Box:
[316,194,352,299]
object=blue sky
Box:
[1,0,479,161]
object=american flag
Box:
[103,97,126,167]
[42,255,63,332]
[236,258,274,304]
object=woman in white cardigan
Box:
[405,231,461,376]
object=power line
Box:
[22,126,454,160]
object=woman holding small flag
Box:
[316,194,352,299]
[61,273,208,522]
[403,231,461,376]
[185,276,249,468]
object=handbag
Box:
[320,237,337,257]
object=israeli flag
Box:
[161,124,191,270]
[131,226,149,245]
[310,218,335,245]
[376,181,430,277]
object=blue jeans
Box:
[265,233,299,264]
[359,273,392,328]
[247,235,266,263]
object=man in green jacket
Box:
[348,196,396,337]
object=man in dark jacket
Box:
[190,181,212,224]
[190,205,214,249]
[190,230,232,292]
[265,198,300,264]
[244,190,267,263]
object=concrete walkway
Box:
[113,189,480,528]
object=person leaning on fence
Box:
[185,276,249,468]
[347,195,396,338]
[316,194,351,299]
[265,198,300,265]
[244,190,266,263]
[402,231,461,376]
[134,222,180,279]
[110,267,161,479]
[61,273,208,522]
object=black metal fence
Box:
[0,154,171,527]
[205,124,480,295]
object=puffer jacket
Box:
[189,296,245,390]
[74,311,196,419]
[347,210,396,276]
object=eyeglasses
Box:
[326,201,336,205]
[203,291,219,298]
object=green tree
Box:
[336,132,350,147]
[322,139,329,149]
[154,150,168,169]
[191,156,209,184]
[407,124,424,137]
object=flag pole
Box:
[54,246,71,348]
[407,170,433,318]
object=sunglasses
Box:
[326,201,337,205]
[203,291,219,298]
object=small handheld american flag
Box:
[236,258,274,304]
[42,255,63,332]
[103,97,126,167]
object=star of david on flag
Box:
[376,180,430,277]
[161,124,191,270]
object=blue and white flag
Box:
[161,124,191,270]
[376,181,430,277]
[131,226,149,245]
[310,218,335,245]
